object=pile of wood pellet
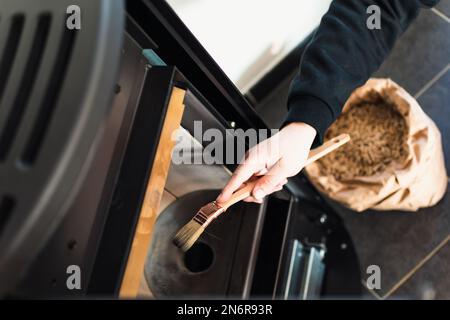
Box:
[318,92,409,180]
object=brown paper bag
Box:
[305,78,447,212]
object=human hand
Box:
[216,122,317,204]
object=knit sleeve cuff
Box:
[282,95,335,147]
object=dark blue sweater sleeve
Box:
[284,0,440,146]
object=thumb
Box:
[252,160,287,200]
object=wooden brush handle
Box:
[219,133,350,211]
[304,133,350,166]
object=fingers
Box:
[243,178,287,203]
[252,160,289,200]
[255,167,268,176]
[218,158,290,204]
[243,196,263,203]
[217,161,258,203]
[274,179,288,190]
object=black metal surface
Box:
[0,0,124,296]
[145,190,263,298]
[277,239,325,300]
[125,14,157,50]
[251,193,361,299]
[88,66,185,295]
[251,196,291,297]
[278,198,362,298]
[13,33,146,298]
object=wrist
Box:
[283,122,317,143]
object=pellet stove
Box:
[0,0,361,299]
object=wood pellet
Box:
[318,91,409,180]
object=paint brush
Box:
[173,133,350,251]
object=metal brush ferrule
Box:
[193,201,224,227]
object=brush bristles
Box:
[173,220,205,252]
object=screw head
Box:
[67,239,77,250]
[114,84,121,94]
